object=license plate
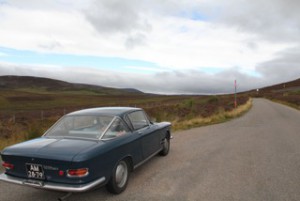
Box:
[26,163,45,180]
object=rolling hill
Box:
[258,78,300,93]
[246,78,300,109]
[0,75,143,95]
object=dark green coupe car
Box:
[0,107,172,194]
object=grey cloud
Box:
[2,0,300,95]
[128,69,265,94]
[0,63,261,94]
[0,63,62,79]
[1,62,297,94]
[83,0,152,49]
[245,41,258,51]
[256,46,300,85]
[210,0,300,42]
[84,0,151,34]
[125,33,147,49]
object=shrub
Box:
[26,121,44,140]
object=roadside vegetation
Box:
[262,92,300,110]
[0,87,252,150]
[172,98,252,131]
[248,78,300,110]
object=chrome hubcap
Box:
[164,138,169,150]
[115,161,128,188]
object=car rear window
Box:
[45,115,114,139]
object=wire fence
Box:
[0,109,77,140]
[0,103,164,124]
[0,104,164,140]
[0,109,70,124]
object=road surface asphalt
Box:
[1,98,300,201]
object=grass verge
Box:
[172,98,253,131]
[268,99,300,110]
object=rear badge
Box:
[43,165,59,171]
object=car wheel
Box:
[106,159,129,194]
[159,137,170,156]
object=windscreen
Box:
[45,115,114,139]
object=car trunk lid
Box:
[1,137,99,161]
[1,137,101,184]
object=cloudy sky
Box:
[0,0,300,94]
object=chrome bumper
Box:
[0,173,105,192]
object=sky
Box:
[0,0,300,94]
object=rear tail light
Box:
[67,168,89,177]
[2,162,14,170]
[58,170,64,176]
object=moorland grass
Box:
[172,98,253,131]
[0,92,252,150]
[269,99,300,110]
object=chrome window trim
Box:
[99,116,117,140]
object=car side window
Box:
[127,111,149,130]
[123,115,133,130]
[102,118,129,139]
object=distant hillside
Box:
[0,75,143,95]
[259,78,300,93]
[246,78,300,110]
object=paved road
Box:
[1,98,300,201]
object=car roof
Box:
[67,107,142,117]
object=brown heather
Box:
[0,94,250,150]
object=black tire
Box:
[106,159,130,194]
[159,137,170,156]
